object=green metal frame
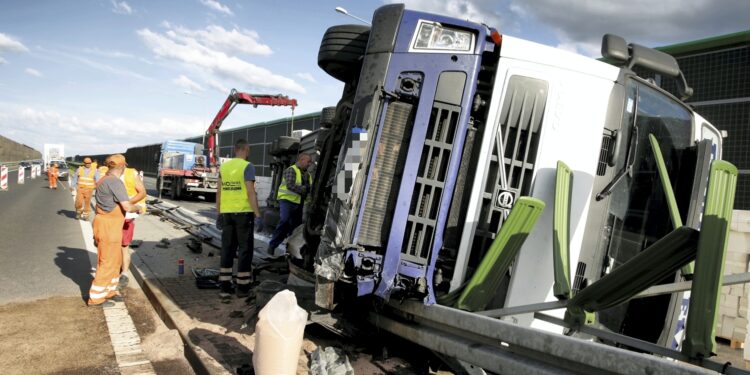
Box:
[683,160,738,358]
[565,226,699,327]
[648,134,694,276]
[553,161,573,300]
[456,197,545,311]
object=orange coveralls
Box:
[48,165,58,188]
[87,176,126,305]
[75,167,96,218]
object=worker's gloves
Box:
[216,214,224,230]
[254,216,263,231]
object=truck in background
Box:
[43,144,65,172]
[156,140,217,201]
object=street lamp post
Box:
[334,6,371,25]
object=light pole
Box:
[334,6,371,25]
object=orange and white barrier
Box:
[1,166,7,191]
[18,166,24,184]
[30,165,36,179]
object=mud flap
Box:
[682,160,737,358]
[553,161,573,300]
[456,197,545,312]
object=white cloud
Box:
[0,103,205,156]
[111,0,133,15]
[138,26,304,93]
[166,24,272,56]
[173,74,205,93]
[24,68,42,77]
[83,47,134,59]
[296,72,317,84]
[206,79,229,93]
[510,0,750,52]
[43,47,150,80]
[0,33,28,53]
[386,0,507,31]
[199,0,233,15]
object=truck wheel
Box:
[272,136,299,155]
[320,106,336,126]
[318,25,370,82]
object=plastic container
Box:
[253,290,308,375]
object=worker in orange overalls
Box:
[118,166,146,289]
[48,162,59,189]
[71,157,100,220]
[87,154,142,307]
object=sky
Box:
[0,0,748,157]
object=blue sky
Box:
[1,0,748,156]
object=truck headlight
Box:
[412,21,475,53]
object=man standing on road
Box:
[119,166,147,289]
[87,154,142,307]
[71,157,100,220]
[48,162,59,189]
[267,153,312,255]
[216,139,261,298]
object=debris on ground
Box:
[309,347,354,375]
[130,239,143,248]
[156,238,171,248]
[187,238,203,254]
[192,268,221,289]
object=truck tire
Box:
[318,25,370,82]
[270,136,300,156]
[320,106,336,126]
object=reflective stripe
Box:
[218,276,232,281]
[91,285,107,292]
[237,272,251,277]
[220,268,233,272]
[77,167,96,188]
[111,277,120,283]
[236,279,251,285]
[107,285,118,291]
[89,291,108,299]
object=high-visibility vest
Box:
[277,164,312,205]
[76,167,96,189]
[98,166,109,176]
[219,158,252,213]
[122,168,146,214]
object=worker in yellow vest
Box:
[267,153,312,256]
[216,139,261,298]
[119,167,146,288]
[70,157,101,220]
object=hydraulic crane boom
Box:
[206,89,298,165]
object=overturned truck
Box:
[293,4,741,373]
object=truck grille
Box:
[402,103,461,264]
[471,76,548,258]
[358,102,415,247]
[597,133,614,176]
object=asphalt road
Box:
[0,170,95,303]
[0,170,119,373]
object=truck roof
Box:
[499,35,620,81]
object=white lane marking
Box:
[74,195,155,374]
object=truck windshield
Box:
[600,78,694,342]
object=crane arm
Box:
[206,89,298,165]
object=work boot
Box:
[88,300,116,308]
[117,275,129,290]
[108,295,124,303]
[75,212,81,220]
[219,282,234,298]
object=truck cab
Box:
[304,4,724,349]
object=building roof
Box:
[657,30,750,56]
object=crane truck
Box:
[281,4,744,374]
[156,90,297,200]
